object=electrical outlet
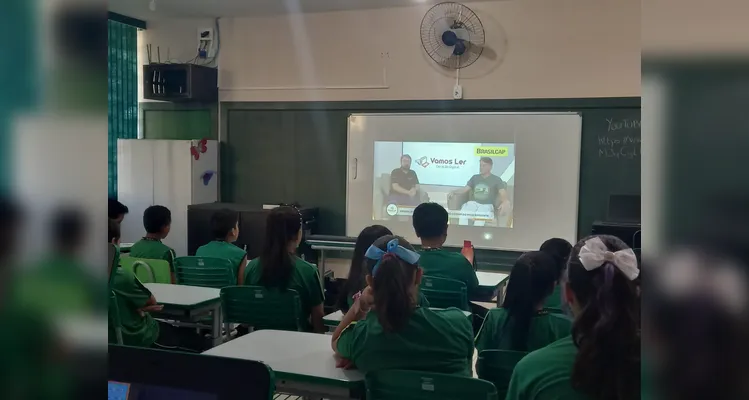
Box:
[453,84,463,100]
[198,28,215,58]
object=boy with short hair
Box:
[196,208,248,284]
[129,205,176,283]
[412,202,479,298]
[109,219,163,347]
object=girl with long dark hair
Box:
[506,234,640,400]
[336,225,392,312]
[539,237,573,309]
[244,206,325,332]
[475,251,571,352]
[331,235,473,375]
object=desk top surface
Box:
[476,271,509,288]
[145,283,221,308]
[204,330,364,387]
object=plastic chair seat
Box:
[476,349,528,399]
[175,256,235,289]
[420,275,470,311]
[220,286,304,333]
[366,370,498,400]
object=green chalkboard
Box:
[220,98,640,266]
[577,109,641,235]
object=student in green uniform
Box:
[14,208,98,316]
[196,208,248,284]
[108,219,163,347]
[475,251,571,352]
[506,235,640,400]
[244,206,325,332]
[539,238,573,309]
[337,225,432,313]
[332,235,474,376]
[109,197,129,223]
[412,202,479,297]
[336,225,392,312]
[129,205,176,283]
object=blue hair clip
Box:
[364,238,420,277]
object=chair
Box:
[374,173,430,219]
[174,256,235,288]
[476,350,528,399]
[119,257,172,284]
[366,370,498,400]
[420,275,469,311]
[220,286,304,334]
[109,291,123,344]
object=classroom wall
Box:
[218,0,641,102]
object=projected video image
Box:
[373,141,515,228]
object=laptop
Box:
[108,345,274,400]
[606,194,641,225]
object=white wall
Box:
[138,18,217,102]
[218,0,640,101]
[138,0,640,102]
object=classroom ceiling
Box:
[110,0,491,20]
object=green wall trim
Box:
[140,101,218,140]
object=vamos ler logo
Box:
[416,155,467,169]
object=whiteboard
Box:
[346,112,582,251]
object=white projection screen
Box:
[346,113,582,251]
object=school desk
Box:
[322,308,473,331]
[144,283,223,347]
[204,329,365,399]
[470,301,498,320]
[306,236,357,281]
[475,271,510,301]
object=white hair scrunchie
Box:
[578,237,639,281]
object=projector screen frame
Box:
[346,112,582,252]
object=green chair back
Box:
[476,350,528,399]
[220,286,304,332]
[420,275,469,311]
[109,290,123,344]
[174,256,235,289]
[120,257,172,284]
[366,370,498,400]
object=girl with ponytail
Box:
[475,251,571,352]
[506,234,640,400]
[331,235,474,376]
[243,206,325,332]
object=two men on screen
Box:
[388,154,422,206]
[449,157,513,227]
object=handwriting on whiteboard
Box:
[599,117,641,159]
[606,118,640,132]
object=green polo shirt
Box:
[418,248,479,297]
[13,255,97,316]
[244,256,324,331]
[109,267,160,347]
[336,307,474,376]
[475,308,571,352]
[129,238,176,271]
[346,291,431,311]
[506,336,588,400]
[196,240,247,279]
